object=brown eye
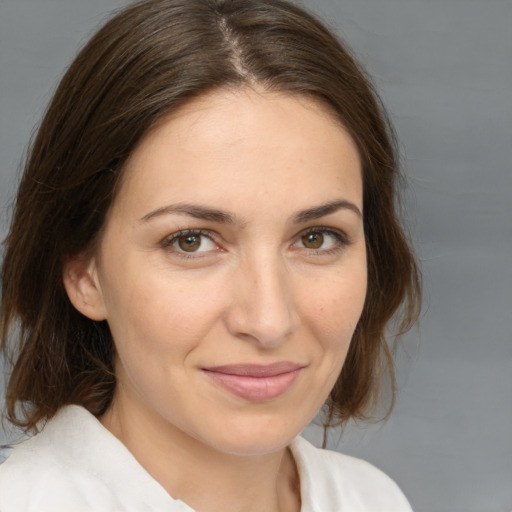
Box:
[163,230,217,256]
[301,232,324,249]
[178,235,201,252]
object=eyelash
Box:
[296,227,351,256]
[160,229,218,260]
[160,226,351,259]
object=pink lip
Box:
[202,362,304,401]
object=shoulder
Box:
[0,406,182,511]
[290,436,413,512]
[0,409,121,511]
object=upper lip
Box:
[202,362,304,377]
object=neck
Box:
[100,394,301,512]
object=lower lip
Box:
[203,369,301,402]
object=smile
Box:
[202,362,304,402]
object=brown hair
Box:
[1,0,420,433]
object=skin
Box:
[64,87,367,512]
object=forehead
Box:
[113,87,362,220]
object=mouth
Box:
[201,362,304,401]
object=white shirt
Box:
[0,405,413,511]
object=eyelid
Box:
[160,229,221,258]
[292,226,352,253]
[300,226,350,242]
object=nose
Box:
[224,254,299,348]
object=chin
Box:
[194,412,308,457]
[210,435,293,458]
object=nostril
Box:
[223,259,298,346]
[224,292,297,347]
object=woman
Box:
[0,0,420,510]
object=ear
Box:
[62,254,107,321]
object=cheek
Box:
[103,267,225,359]
[290,266,367,419]
[105,277,213,400]
[305,265,367,346]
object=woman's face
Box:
[71,87,367,456]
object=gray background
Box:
[1,0,511,511]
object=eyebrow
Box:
[292,199,362,223]
[139,203,236,224]
[139,199,361,224]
